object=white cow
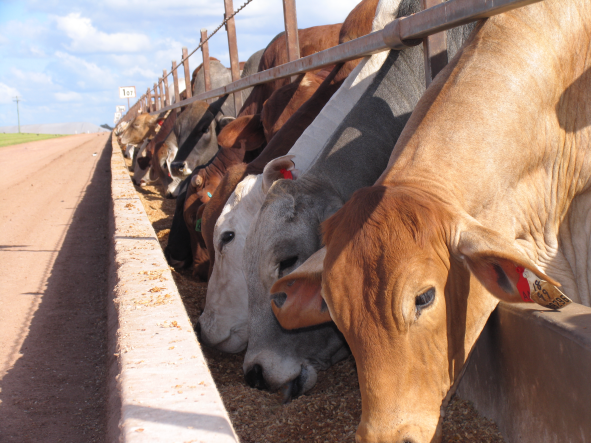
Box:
[198,0,400,352]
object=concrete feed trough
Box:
[108,135,238,443]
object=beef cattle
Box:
[198,0,381,353]
[169,70,329,276]
[270,0,588,441]
[119,113,163,146]
[239,0,476,401]
[132,140,153,186]
[237,24,342,118]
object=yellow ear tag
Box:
[519,268,572,310]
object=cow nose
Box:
[194,321,202,341]
[244,364,269,390]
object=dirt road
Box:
[0,133,111,442]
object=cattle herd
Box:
[114,0,590,441]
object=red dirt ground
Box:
[0,133,111,443]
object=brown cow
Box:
[271,1,588,441]
[119,113,163,146]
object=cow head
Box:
[271,185,565,442]
[132,140,156,187]
[120,113,161,146]
[241,157,349,402]
[171,96,230,177]
[198,174,264,353]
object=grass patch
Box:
[0,133,69,148]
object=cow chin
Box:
[355,417,441,443]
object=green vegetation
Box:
[0,133,68,148]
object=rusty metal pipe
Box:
[151,0,541,115]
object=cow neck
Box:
[246,64,347,176]
[200,146,245,183]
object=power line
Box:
[13,96,21,134]
[146,0,255,96]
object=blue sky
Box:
[0,0,360,128]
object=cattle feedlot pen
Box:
[120,0,541,120]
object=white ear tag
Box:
[519,268,572,310]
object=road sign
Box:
[114,112,122,121]
[119,86,136,99]
[116,105,126,113]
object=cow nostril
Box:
[195,322,202,341]
[245,364,268,390]
[271,292,287,308]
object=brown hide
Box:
[183,144,248,280]
[237,23,342,117]
[262,70,329,142]
[120,113,161,146]
[201,0,379,271]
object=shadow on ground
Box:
[0,137,112,443]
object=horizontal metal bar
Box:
[151,0,541,116]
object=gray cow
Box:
[242,0,476,402]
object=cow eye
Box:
[278,256,298,276]
[203,125,210,134]
[415,288,435,312]
[220,231,234,248]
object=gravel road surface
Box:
[0,133,111,443]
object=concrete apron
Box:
[108,134,238,443]
[458,302,591,443]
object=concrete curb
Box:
[107,134,239,443]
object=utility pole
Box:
[13,96,21,133]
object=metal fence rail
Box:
[119,0,541,123]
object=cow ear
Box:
[457,224,571,309]
[270,248,331,330]
[217,114,265,151]
[262,155,298,194]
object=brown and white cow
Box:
[271,0,589,441]
[119,113,163,147]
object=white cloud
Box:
[0,83,20,104]
[11,68,53,85]
[122,66,159,79]
[54,13,151,53]
[54,51,115,88]
[54,91,82,101]
[29,46,46,57]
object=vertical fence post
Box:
[182,47,193,99]
[420,0,448,87]
[200,29,212,103]
[172,61,181,108]
[223,0,243,115]
[154,83,160,111]
[163,70,170,107]
[158,78,164,109]
[147,88,152,112]
[282,0,300,62]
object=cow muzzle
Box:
[244,362,317,404]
